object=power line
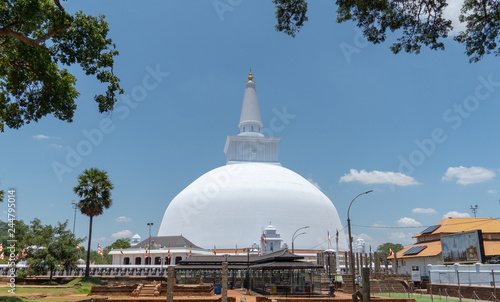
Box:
[352,217,500,229]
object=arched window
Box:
[175,256,182,264]
[135,257,142,265]
[165,257,171,265]
[123,257,130,265]
[155,257,162,265]
[145,257,152,265]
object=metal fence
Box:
[429,264,500,287]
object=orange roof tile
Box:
[484,241,500,256]
[388,241,441,259]
[388,239,500,260]
[414,218,500,238]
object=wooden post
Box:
[492,269,496,300]
[429,270,433,302]
[345,252,349,274]
[166,266,175,302]
[394,253,398,274]
[331,252,337,276]
[362,267,371,302]
[374,252,379,278]
[222,261,228,302]
[355,253,359,276]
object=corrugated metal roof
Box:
[133,235,202,249]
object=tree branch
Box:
[54,0,65,11]
[0,27,46,49]
[35,23,71,43]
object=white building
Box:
[109,235,212,265]
[158,71,348,253]
[355,238,366,254]
[261,223,283,254]
[130,233,141,246]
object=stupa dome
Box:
[158,71,348,251]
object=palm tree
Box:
[73,168,114,277]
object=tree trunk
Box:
[85,215,93,278]
[49,269,53,282]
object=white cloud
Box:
[33,134,60,140]
[339,169,419,186]
[354,233,373,241]
[397,217,422,227]
[442,166,495,185]
[412,208,437,214]
[33,134,50,140]
[443,0,466,35]
[111,230,133,239]
[115,216,132,222]
[442,211,471,219]
[390,232,415,245]
[97,237,107,243]
[487,189,498,194]
[370,223,389,229]
[307,178,321,190]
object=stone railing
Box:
[0,264,174,277]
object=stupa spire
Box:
[239,70,263,137]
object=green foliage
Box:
[376,293,462,302]
[0,0,123,132]
[105,238,131,251]
[67,276,104,286]
[273,0,308,37]
[0,296,26,302]
[0,220,10,259]
[274,0,500,62]
[17,268,27,279]
[16,219,84,279]
[377,242,404,259]
[0,189,3,202]
[79,249,111,264]
[73,168,114,218]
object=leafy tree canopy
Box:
[273,0,500,62]
[0,0,123,132]
[106,238,131,251]
[377,242,405,259]
[16,219,84,279]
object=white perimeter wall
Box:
[429,263,500,286]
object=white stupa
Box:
[158,71,348,252]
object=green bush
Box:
[16,269,27,279]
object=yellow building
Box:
[389,217,500,278]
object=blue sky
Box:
[1,1,499,251]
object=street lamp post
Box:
[147,222,153,265]
[246,247,250,293]
[291,226,309,254]
[71,200,78,234]
[347,190,373,291]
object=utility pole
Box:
[470,205,478,218]
[147,222,153,265]
[71,200,78,234]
